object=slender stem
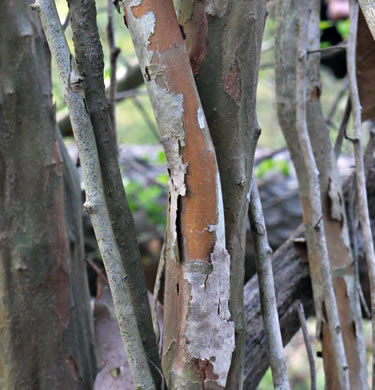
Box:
[297,302,317,390]
[107,0,120,147]
[347,1,375,388]
[249,177,290,390]
[326,77,348,129]
[32,2,156,388]
[308,43,347,54]
[296,1,350,388]
[334,96,352,158]
[130,96,159,141]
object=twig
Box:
[259,62,274,70]
[308,43,347,54]
[151,236,166,350]
[248,177,290,390]
[347,2,375,388]
[107,0,120,148]
[86,257,109,286]
[296,1,350,388]
[334,96,352,158]
[32,2,156,389]
[115,89,147,101]
[365,124,375,176]
[62,10,70,31]
[130,97,159,141]
[296,301,316,390]
[326,77,348,128]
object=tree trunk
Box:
[243,164,375,388]
[124,1,236,387]
[0,1,97,389]
[177,2,267,387]
[66,1,161,385]
[275,0,367,387]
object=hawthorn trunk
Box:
[0,1,97,389]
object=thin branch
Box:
[32,2,156,389]
[308,43,347,54]
[107,0,120,148]
[365,124,375,176]
[58,63,144,137]
[62,10,70,31]
[152,236,165,351]
[326,77,348,128]
[296,301,317,390]
[86,257,109,286]
[347,2,375,388]
[296,1,350,387]
[115,89,147,101]
[334,96,352,158]
[248,177,290,390]
[130,97,159,141]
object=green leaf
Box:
[157,150,167,165]
[320,20,334,30]
[336,19,350,39]
[156,173,169,185]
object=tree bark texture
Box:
[58,63,144,137]
[66,1,161,386]
[177,2,267,387]
[35,0,156,388]
[0,1,97,389]
[358,0,375,40]
[347,2,375,388]
[275,0,367,388]
[243,163,375,389]
[124,1,235,388]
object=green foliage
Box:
[320,20,334,30]
[123,177,166,232]
[255,158,290,179]
[320,18,349,48]
[156,150,167,165]
[336,19,350,39]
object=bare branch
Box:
[297,302,317,390]
[32,1,156,388]
[326,77,348,129]
[107,0,120,147]
[249,177,290,390]
[308,43,347,54]
[334,97,351,158]
[347,1,375,388]
[295,1,349,387]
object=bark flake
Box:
[184,242,234,387]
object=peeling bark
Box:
[0,1,97,388]
[177,1,267,387]
[123,1,234,388]
[275,0,367,388]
